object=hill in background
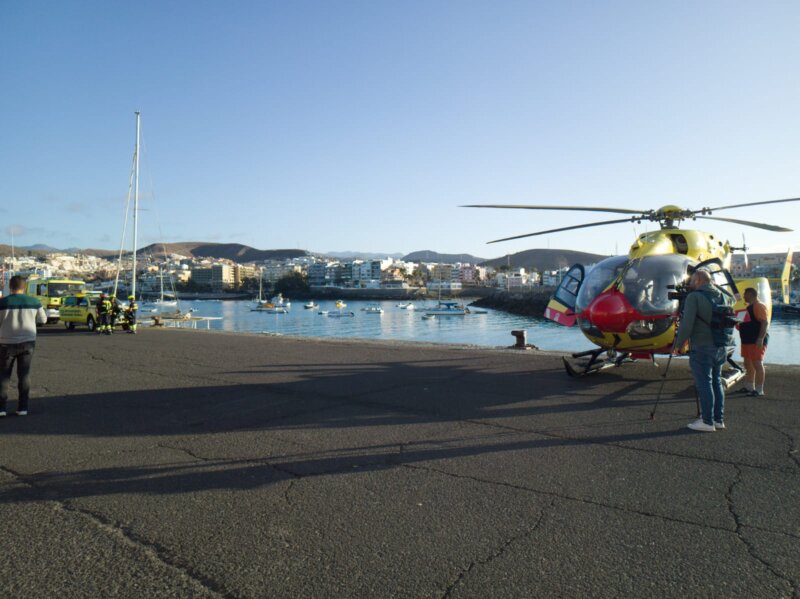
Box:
[403,250,487,264]
[325,251,405,260]
[1,243,602,269]
[137,242,308,262]
[480,248,608,272]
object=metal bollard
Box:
[511,330,527,349]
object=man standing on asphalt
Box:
[738,287,769,397]
[673,269,733,432]
[0,276,47,417]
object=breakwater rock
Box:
[469,288,556,317]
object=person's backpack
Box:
[693,288,739,348]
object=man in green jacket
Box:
[673,269,733,432]
[0,276,47,417]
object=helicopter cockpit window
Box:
[620,255,693,315]
[553,265,584,310]
[575,256,628,313]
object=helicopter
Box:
[464,197,800,380]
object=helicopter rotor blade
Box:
[702,196,800,213]
[487,217,637,244]
[695,215,793,232]
[462,204,646,215]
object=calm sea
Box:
[161,298,800,365]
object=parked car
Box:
[58,293,101,331]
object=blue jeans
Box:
[0,342,35,412]
[689,345,726,425]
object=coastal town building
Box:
[191,264,235,290]
[261,261,302,283]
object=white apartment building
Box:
[261,261,302,283]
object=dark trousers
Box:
[0,342,35,412]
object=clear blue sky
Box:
[2,1,799,259]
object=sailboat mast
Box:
[132,111,140,301]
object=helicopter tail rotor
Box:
[742,234,749,271]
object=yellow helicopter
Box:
[464,198,800,379]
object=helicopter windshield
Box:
[620,255,694,315]
[575,256,628,313]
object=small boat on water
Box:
[422,313,436,320]
[396,302,416,310]
[424,301,468,316]
[362,303,384,314]
[270,293,291,309]
[328,310,355,318]
[335,300,347,309]
[304,301,319,309]
[252,303,288,314]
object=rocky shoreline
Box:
[469,287,556,317]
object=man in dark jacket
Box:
[673,269,733,432]
[0,276,47,416]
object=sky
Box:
[2,1,799,260]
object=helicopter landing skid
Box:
[722,352,745,389]
[562,349,631,377]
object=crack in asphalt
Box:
[157,442,214,463]
[456,414,800,474]
[266,380,799,477]
[403,461,743,535]
[761,423,800,470]
[724,464,797,596]
[440,499,555,599]
[283,479,295,507]
[0,463,230,598]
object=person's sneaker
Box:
[15,410,27,416]
[747,390,764,397]
[0,411,6,418]
[714,421,725,430]
[688,419,716,432]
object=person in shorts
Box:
[738,287,769,397]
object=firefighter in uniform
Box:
[125,295,138,334]
[97,293,112,334]
[109,295,122,332]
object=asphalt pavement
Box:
[1,326,798,598]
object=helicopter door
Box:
[693,258,740,301]
[544,264,584,326]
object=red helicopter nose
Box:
[584,290,638,333]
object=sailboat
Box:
[151,267,177,308]
[252,268,287,313]
[424,264,467,316]
[114,112,218,329]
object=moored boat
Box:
[424,301,468,316]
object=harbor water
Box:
[157,298,800,365]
